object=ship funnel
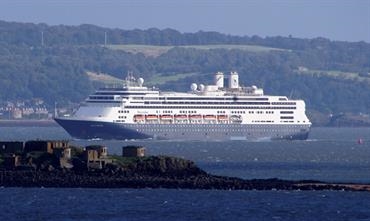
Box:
[229,71,239,89]
[214,72,224,88]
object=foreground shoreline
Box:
[1,169,369,192]
[1,139,369,192]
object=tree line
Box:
[0,20,369,115]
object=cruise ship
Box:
[55,72,311,140]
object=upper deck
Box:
[84,71,302,107]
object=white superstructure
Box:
[55,72,311,140]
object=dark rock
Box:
[0,155,369,191]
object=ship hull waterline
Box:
[54,118,310,141]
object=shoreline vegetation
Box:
[0,140,369,191]
[1,167,370,191]
[1,169,370,191]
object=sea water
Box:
[0,126,370,220]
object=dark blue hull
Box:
[54,118,151,140]
[55,118,310,141]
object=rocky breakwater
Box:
[1,153,370,191]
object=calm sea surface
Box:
[1,126,370,220]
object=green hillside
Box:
[0,20,370,125]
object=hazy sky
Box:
[0,0,369,42]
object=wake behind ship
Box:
[55,72,311,141]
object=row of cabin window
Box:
[252,120,274,123]
[280,116,294,119]
[133,110,278,115]
[132,97,270,101]
[179,110,197,114]
[145,101,271,105]
[87,100,120,103]
[138,128,302,133]
[142,101,297,105]
[124,106,297,110]
[280,111,294,114]
[89,96,114,100]
[231,111,246,114]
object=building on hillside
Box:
[122,146,146,157]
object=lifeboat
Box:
[203,115,217,120]
[160,115,173,120]
[217,115,228,120]
[133,114,145,121]
[145,115,158,120]
[189,114,202,119]
[174,114,188,119]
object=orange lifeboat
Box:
[174,115,188,119]
[145,114,158,120]
[189,114,202,119]
[160,115,173,120]
[217,115,228,121]
[134,114,145,121]
[203,115,217,120]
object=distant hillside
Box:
[0,20,370,125]
[105,44,287,57]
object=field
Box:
[294,68,370,84]
[104,44,287,57]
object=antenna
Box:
[41,31,44,46]
[54,102,58,118]
[104,31,107,46]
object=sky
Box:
[0,0,369,42]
